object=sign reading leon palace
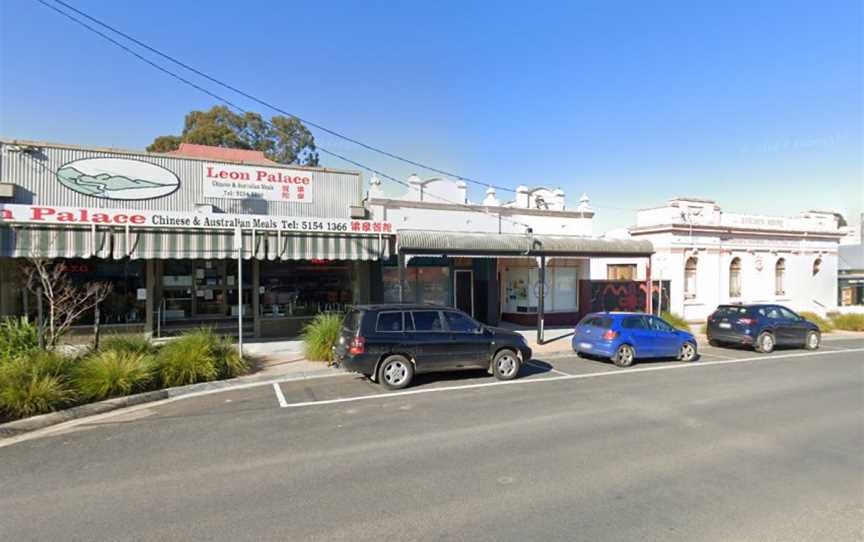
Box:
[0,204,392,235]
[202,163,313,203]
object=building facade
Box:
[368,175,653,326]
[595,198,845,321]
[0,139,394,338]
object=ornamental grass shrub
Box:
[75,350,154,401]
[211,333,249,379]
[99,334,157,356]
[153,329,217,387]
[0,317,39,362]
[301,313,343,362]
[798,311,833,332]
[829,313,864,332]
[660,311,690,331]
[0,351,75,419]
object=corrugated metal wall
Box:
[0,140,363,218]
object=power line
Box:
[32,0,533,230]
[44,0,518,194]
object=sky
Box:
[1,0,862,232]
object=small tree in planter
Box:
[24,258,113,350]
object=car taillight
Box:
[602,330,618,341]
[349,336,365,355]
[736,318,755,326]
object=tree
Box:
[147,106,320,166]
[24,259,113,350]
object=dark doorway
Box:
[454,270,474,315]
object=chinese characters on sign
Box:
[202,163,313,203]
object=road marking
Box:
[272,383,288,408]
[528,361,571,376]
[279,347,864,409]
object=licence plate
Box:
[579,342,593,349]
[719,322,731,329]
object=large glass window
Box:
[261,260,352,317]
[162,259,252,320]
[684,257,697,299]
[729,257,742,298]
[382,266,449,305]
[775,258,786,295]
[62,259,146,325]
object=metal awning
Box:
[0,225,391,261]
[396,230,653,257]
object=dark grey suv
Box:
[333,304,533,389]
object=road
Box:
[1,338,863,541]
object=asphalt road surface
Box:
[2,338,863,541]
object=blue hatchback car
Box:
[572,312,698,367]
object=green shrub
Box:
[154,329,217,387]
[75,350,153,401]
[0,353,74,419]
[660,311,691,332]
[829,313,864,332]
[212,334,248,379]
[799,311,833,332]
[301,313,343,362]
[99,334,157,356]
[0,317,39,361]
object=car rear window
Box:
[376,312,403,332]
[715,306,750,317]
[342,310,362,332]
[412,310,443,331]
[581,316,613,329]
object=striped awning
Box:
[0,225,391,261]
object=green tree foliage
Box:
[147,106,320,166]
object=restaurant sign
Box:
[203,163,313,203]
[0,204,392,235]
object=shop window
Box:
[607,264,636,281]
[775,258,786,295]
[162,260,252,321]
[60,259,146,325]
[551,267,578,311]
[729,257,742,298]
[382,266,449,305]
[812,257,822,276]
[260,260,351,317]
[684,257,697,299]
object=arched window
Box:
[684,257,697,299]
[775,258,786,295]
[729,257,742,298]
[812,257,822,276]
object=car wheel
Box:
[756,331,775,353]
[576,351,588,359]
[378,355,414,390]
[805,331,821,350]
[492,349,521,380]
[678,342,697,362]
[613,344,635,367]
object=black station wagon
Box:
[333,304,533,389]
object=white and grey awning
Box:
[0,225,392,261]
[396,230,654,257]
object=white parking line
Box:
[278,347,864,409]
[272,382,288,408]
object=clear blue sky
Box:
[1,0,861,232]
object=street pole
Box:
[537,255,546,345]
[235,227,244,358]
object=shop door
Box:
[454,270,474,316]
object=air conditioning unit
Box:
[0,183,15,199]
[349,205,367,219]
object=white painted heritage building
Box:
[596,198,845,322]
